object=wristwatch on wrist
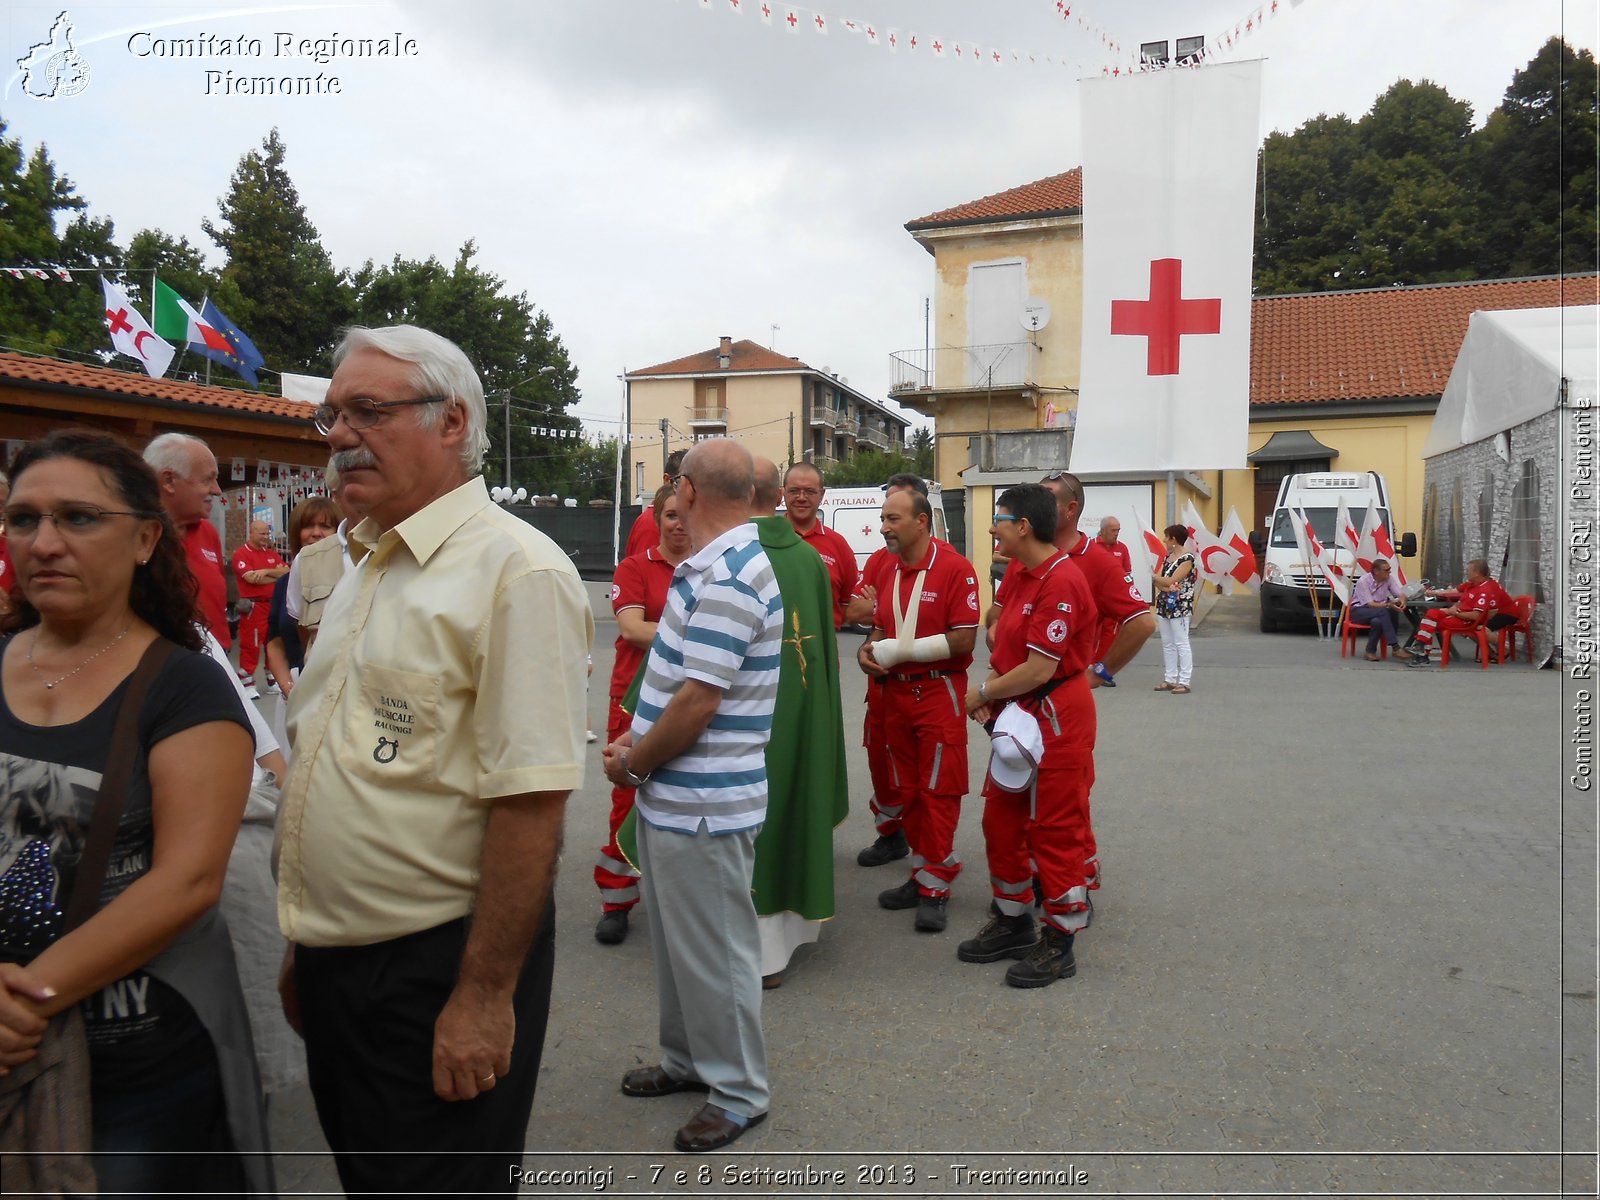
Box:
[621,751,651,788]
[1090,661,1116,687]
[978,679,990,702]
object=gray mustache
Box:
[330,449,377,473]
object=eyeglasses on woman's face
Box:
[3,504,154,537]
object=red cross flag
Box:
[1072,61,1263,473]
[1358,503,1409,588]
[99,276,174,379]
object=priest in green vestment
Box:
[618,457,847,984]
[747,458,848,982]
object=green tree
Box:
[202,128,348,377]
[346,241,580,492]
[0,119,120,359]
[1471,37,1598,277]
[909,426,934,477]
[822,447,924,488]
[529,436,621,504]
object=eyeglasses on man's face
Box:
[4,504,155,536]
[670,473,693,493]
[312,395,445,436]
[785,487,822,499]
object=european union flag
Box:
[192,299,266,387]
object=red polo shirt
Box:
[871,541,980,674]
[609,547,676,699]
[232,541,286,602]
[625,508,658,559]
[794,520,859,629]
[1065,536,1150,630]
[185,521,230,648]
[990,551,1098,680]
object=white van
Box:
[785,482,948,571]
[1254,471,1416,632]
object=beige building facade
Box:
[893,166,1598,593]
[622,336,910,498]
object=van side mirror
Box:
[1247,530,1264,555]
[1399,532,1417,557]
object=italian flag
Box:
[152,279,232,354]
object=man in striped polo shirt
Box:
[601,438,783,1154]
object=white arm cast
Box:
[870,634,952,668]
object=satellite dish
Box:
[1021,298,1052,332]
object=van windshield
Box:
[1269,507,1390,549]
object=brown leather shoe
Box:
[620,1065,710,1098]
[673,1103,768,1152]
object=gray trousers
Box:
[637,818,769,1117]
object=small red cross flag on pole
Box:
[1072,61,1263,474]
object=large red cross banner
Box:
[1071,61,1263,473]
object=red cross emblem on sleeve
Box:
[1110,258,1222,376]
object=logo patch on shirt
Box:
[967,592,979,610]
[1056,602,1071,612]
[1047,618,1069,644]
[202,549,219,564]
[610,584,621,602]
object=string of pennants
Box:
[3,266,75,281]
[682,0,1308,75]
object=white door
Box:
[967,260,1026,387]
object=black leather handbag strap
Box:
[62,638,176,934]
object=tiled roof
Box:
[907,168,1083,230]
[628,339,817,377]
[0,351,313,419]
[1250,275,1599,406]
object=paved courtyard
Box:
[265,586,1595,1198]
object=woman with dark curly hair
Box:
[0,430,268,1195]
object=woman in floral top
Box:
[1152,524,1197,693]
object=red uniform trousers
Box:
[981,673,1099,934]
[593,695,642,912]
[881,673,968,897]
[862,680,903,837]
[1414,609,1479,650]
[237,600,270,677]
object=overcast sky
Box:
[4,0,1594,439]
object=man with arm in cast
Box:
[277,325,592,1194]
[603,438,783,1153]
[843,473,936,869]
[858,489,981,933]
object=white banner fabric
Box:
[1072,60,1263,473]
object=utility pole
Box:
[503,392,512,488]
[788,411,795,467]
[659,417,669,477]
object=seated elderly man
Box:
[1347,558,1412,661]
[1407,558,1515,667]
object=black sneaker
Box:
[877,878,920,910]
[594,909,629,945]
[856,829,910,867]
[914,895,949,932]
[957,906,1038,962]
[1406,651,1431,668]
[1004,926,1077,988]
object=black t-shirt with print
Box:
[0,638,250,1088]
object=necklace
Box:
[27,625,132,690]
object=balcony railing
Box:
[889,341,1035,394]
[809,406,837,427]
[835,416,859,437]
[858,426,889,450]
[689,406,729,426]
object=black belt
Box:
[884,670,955,683]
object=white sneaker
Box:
[586,730,598,743]
[246,687,262,700]
[265,681,282,695]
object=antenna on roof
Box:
[770,324,780,350]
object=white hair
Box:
[143,432,211,478]
[333,325,489,473]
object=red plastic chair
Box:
[1496,595,1536,665]
[1339,608,1386,659]
[1438,622,1491,670]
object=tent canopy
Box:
[1423,305,1599,459]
